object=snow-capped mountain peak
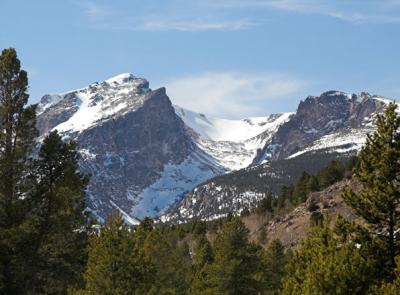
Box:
[105,73,137,84]
[37,73,151,135]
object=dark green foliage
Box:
[192,219,207,235]
[309,211,324,225]
[282,220,372,295]
[142,227,192,294]
[78,212,154,295]
[26,131,91,294]
[343,103,400,277]
[258,227,268,244]
[374,256,400,294]
[316,160,345,188]
[260,239,287,295]
[0,48,37,294]
[292,171,314,203]
[191,235,214,294]
[199,218,263,295]
[0,49,92,294]
[254,158,353,218]
[193,234,213,268]
[255,193,273,215]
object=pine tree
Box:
[292,171,311,203]
[316,160,344,188]
[0,48,37,294]
[282,220,372,295]
[26,131,91,294]
[191,234,214,294]
[80,212,154,295]
[376,256,400,294]
[201,217,263,295]
[260,239,287,295]
[193,234,213,269]
[142,227,191,294]
[343,102,400,273]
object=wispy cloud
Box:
[77,1,253,32]
[80,1,111,19]
[138,19,254,32]
[213,0,400,24]
[165,72,308,118]
[77,0,400,33]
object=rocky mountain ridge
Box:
[36,73,287,222]
[36,73,395,223]
[163,91,392,222]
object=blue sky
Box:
[1,0,400,118]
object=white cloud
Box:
[138,18,254,32]
[165,72,308,118]
[79,1,111,19]
[77,1,253,32]
[214,0,400,24]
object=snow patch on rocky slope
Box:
[174,106,293,170]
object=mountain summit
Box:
[36,74,395,223]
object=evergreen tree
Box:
[260,239,287,295]
[201,217,263,295]
[143,228,191,294]
[306,176,319,193]
[343,102,400,273]
[375,256,400,294]
[80,212,154,295]
[282,219,372,295]
[26,131,91,294]
[193,234,213,268]
[0,48,37,294]
[191,234,214,294]
[316,160,344,188]
[292,171,312,203]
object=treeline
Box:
[72,213,288,294]
[2,48,400,294]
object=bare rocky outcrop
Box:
[245,179,362,248]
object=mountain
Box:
[36,73,288,223]
[174,106,292,170]
[162,91,392,222]
[36,74,394,224]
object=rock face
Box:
[163,91,393,222]
[256,91,388,162]
[37,74,200,223]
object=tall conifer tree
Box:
[80,212,154,295]
[343,102,400,272]
[0,48,37,294]
[201,217,263,295]
[261,239,287,295]
[27,131,91,294]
